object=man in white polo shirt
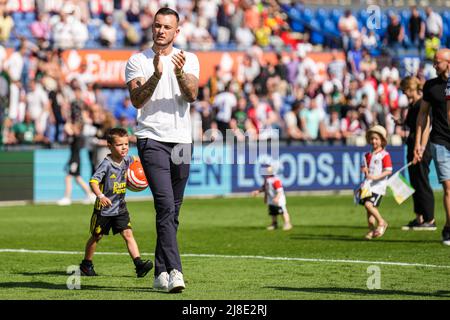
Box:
[125,7,199,293]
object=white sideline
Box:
[1,248,450,269]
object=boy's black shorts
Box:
[67,157,81,176]
[268,205,284,216]
[359,193,383,208]
[90,209,132,236]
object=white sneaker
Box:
[283,223,293,231]
[153,272,169,291]
[168,269,185,293]
[83,194,97,204]
[57,197,71,206]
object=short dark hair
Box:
[155,7,179,23]
[106,127,128,144]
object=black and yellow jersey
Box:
[89,155,133,217]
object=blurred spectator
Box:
[139,6,153,46]
[361,28,378,51]
[300,97,324,141]
[295,48,319,88]
[13,110,37,144]
[230,96,256,141]
[247,93,277,140]
[121,19,140,47]
[99,15,117,47]
[30,13,51,41]
[425,33,441,61]
[0,5,13,43]
[425,7,443,38]
[213,82,237,137]
[52,12,75,49]
[92,83,106,109]
[72,16,89,49]
[196,95,217,141]
[2,117,17,145]
[175,14,195,49]
[322,109,343,144]
[338,9,358,52]
[360,49,377,75]
[254,15,271,48]
[114,96,137,124]
[386,14,404,51]
[26,78,51,138]
[284,99,305,143]
[190,19,214,50]
[408,5,425,53]
[341,108,363,140]
[190,105,203,142]
[347,38,363,75]
[235,20,255,49]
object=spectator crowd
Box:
[0,0,448,148]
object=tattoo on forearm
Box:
[130,74,161,108]
[176,73,198,102]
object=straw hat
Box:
[366,125,387,145]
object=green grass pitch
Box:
[0,194,449,300]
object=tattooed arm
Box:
[127,73,161,109]
[172,50,199,103]
[127,50,163,109]
[175,71,199,103]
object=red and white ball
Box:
[127,160,148,192]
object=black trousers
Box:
[407,140,434,222]
[137,138,191,276]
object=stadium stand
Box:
[0,0,448,150]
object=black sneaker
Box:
[401,219,421,231]
[442,227,450,246]
[136,260,153,278]
[412,221,437,231]
[80,263,97,276]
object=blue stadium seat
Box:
[400,9,411,22]
[357,9,369,24]
[288,7,304,33]
[24,12,36,22]
[443,22,450,47]
[315,8,329,25]
[323,19,340,37]
[287,7,302,21]
[310,19,324,45]
[12,12,23,23]
[302,8,313,23]
[330,8,343,25]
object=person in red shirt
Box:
[359,125,393,240]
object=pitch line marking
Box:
[1,248,450,269]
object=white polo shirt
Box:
[125,47,200,143]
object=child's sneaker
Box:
[267,223,278,230]
[135,260,153,278]
[57,197,71,206]
[153,272,169,291]
[282,222,293,231]
[79,261,97,276]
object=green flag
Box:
[387,173,415,205]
